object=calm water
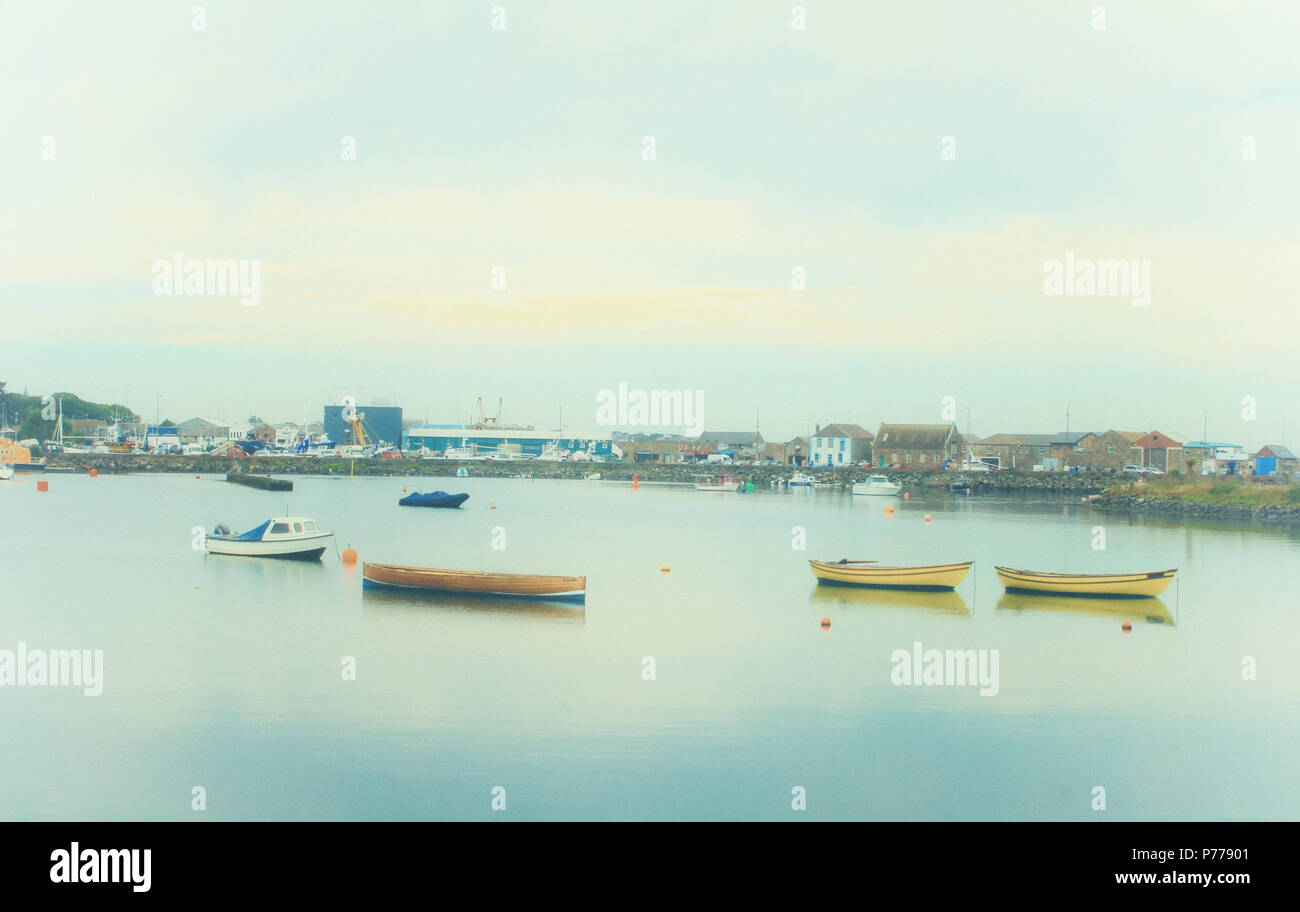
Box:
[2,472,1298,820]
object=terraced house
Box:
[874,424,964,468]
[809,423,874,467]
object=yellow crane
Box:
[342,398,371,447]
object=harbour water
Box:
[2,473,1298,820]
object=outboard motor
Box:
[213,522,231,537]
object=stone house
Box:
[873,424,964,469]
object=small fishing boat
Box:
[950,475,971,493]
[362,562,586,601]
[809,559,973,590]
[0,464,13,480]
[788,471,814,487]
[852,474,902,496]
[695,474,741,492]
[205,516,334,560]
[994,566,1176,599]
[398,490,469,508]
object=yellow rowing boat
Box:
[994,566,1176,599]
[809,559,973,591]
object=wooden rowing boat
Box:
[809,559,973,591]
[362,562,587,601]
[994,566,1175,599]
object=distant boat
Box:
[852,474,902,496]
[399,491,469,509]
[363,562,586,601]
[788,471,813,487]
[810,559,973,591]
[456,466,470,477]
[0,464,13,480]
[994,566,1176,599]
[695,474,741,492]
[950,475,971,493]
[205,516,333,560]
[584,472,602,480]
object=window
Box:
[839,438,845,450]
[906,454,912,463]
[304,521,317,531]
[1107,445,1116,454]
[270,523,291,534]
[293,523,303,532]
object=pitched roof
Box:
[978,433,1031,445]
[1256,445,1297,460]
[1052,431,1095,445]
[1113,431,1146,442]
[696,431,764,446]
[1133,431,1183,449]
[875,424,958,449]
[816,423,874,439]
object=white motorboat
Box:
[695,474,741,492]
[788,471,814,487]
[205,516,334,560]
[852,474,902,496]
[0,464,14,480]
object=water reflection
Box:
[811,584,969,616]
[996,592,1175,627]
[361,586,587,623]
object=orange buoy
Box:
[402,485,407,492]
[195,475,201,479]
[660,563,670,573]
[923,514,932,523]
[341,547,358,565]
[1122,622,1132,633]
[88,469,98,478]
[490,503,496,509]
[820,617,831,630]
[36,480,48,492]
[632,473,640,489]
[903,492,910,500]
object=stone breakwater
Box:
[1094,493,1300,525]
[46,454,1109,491]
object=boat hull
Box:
[994,566,1176,598]
[851,484,901,496]
[206,533,333,560]
[398,492,469,508]
[809,559,972,591]
[362,562,587,601]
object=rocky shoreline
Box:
[1092,493,1300,525]
[45,453,1111,491]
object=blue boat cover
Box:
[399,491,469,508]
[237,519,272,541]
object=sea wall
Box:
[46,453,1109,491]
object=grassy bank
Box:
[1104,477,1300,507]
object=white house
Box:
[809,423,875,467]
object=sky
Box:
[2,1,1298,446]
